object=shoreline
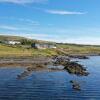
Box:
[0,56,52,67]
[0,55,90,76]
[0,54,99,70]
[0,54,99,67]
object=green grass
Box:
[0,44,58,57]
[0,43,100,58]
[56,44,100,55]
[0,44,33,57]
[32,49,58,57]
[0,35,100,57]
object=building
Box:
[31,43,57,49]
[5,41,21,45]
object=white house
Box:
[5,41,21,45]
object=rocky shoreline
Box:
[0,55,90,76]
[0,56,52,67]
[52,56,89,76]
[0,55,91,91]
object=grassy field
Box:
[0,44,33,57]
[56,44,100,55]
[0,44,59,57]
[0,43,100,58]
[0,35,100,57]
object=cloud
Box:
[0,24,40,32]
[63,37,100,45]
[45,10,86,15]
[0,32,51,40]
[0,17,40,26]
[0,0,47,4]
[0,32,100,45]
[0,25,18,30]
[22,33,49,39]
[18,18,40,26]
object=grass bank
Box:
[0,43,100,58]
[0,44,58,57]
[56,44,100,55]
[0,35,100,58]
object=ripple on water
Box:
[0,56,100,100]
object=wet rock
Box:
[70,80,81,91]
[52,56,89,76]
[69,55,89,59]
[64,61,89,76]
[17,70,32,80]
[53,56,70,65]
[72,84,81,90]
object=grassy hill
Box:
[0,35,100,57]
[0,35,56,44]
[0,35,26,41]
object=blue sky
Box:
[0,0,100,45]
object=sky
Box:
[0,0,100,45]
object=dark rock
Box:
[69,55,89,59]
[64,61,89,76]
[70,80,81,91]
[53,56,70,65]
[53,56,89,76]
[72,84,81,90]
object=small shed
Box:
[31,43,56,49]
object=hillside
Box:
[0,35,26,41]
[0,35,100,57]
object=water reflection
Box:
[0,56,100,100]
[17,64,65,80]
[16,63,88,92]
[17,70,33,80]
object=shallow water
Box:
[0,56,100,100]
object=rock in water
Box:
[70,80,81,91]
[72,84,81,91]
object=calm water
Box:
[0,56,100,100]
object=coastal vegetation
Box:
[0,35,100,57]
[0,35,91,90]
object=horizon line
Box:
[0,34,100,46]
